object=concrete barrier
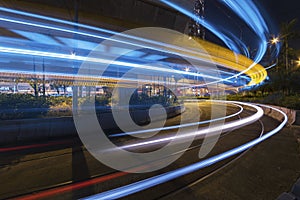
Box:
[260,105,296,126]
[294,111,300,126]
[0,105,184,145]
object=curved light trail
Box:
[0,5,268,88]
[159,0,280,64]
[109,102,243,138]
[107,101,258,151]
[104,101,261,151]
[0,2,287,200]
[8,102,285,200]
[159,0,270,86]
[83,103,288,200]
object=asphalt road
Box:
[0,101,289,200]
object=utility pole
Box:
[32,57,38,97]
[73,0,79,102]
[42,58,45,97]
[188,0,205,40]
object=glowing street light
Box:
[271,37,279,44]
[269,36,280,71]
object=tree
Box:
[263,18,300,95]
[278,18,299,71]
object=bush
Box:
[226,93,300,110]
[0,92,183,120]
[281,96,300,109]
[0,93,50,120]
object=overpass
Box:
[0,1,266,93]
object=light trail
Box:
[82,103,287,200]
[0,7,267,87]
[0,6,216,57]
[159,0,242,55]
[0,3,284,199]
[0,140,72,153]
[10,102,280,200]
[0,42,266,87]
[0,46,223,81]
[0,40,266,86]
[219,0,269,64]
[0,7,119,36]
[0,13,219,64]
[109,102,243,138]
[0,6,260,64]
[159,0,272,64]
[160,117,265,199]
[159,0,268,85]
[12,172,128,200]
[112,101,262,149]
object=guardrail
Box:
[0,105,184,145]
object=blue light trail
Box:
[0,5,267,87]
[160,0,272,64]
[83,103,287,200]
[158,0,270,85]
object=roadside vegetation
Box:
[226,92,300,110]
[0,94,70,120]
[0,86,180,120]
[229,18,300,110]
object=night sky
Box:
[204,0,300,52]
[260,0,300,25]
[256,0,300,34]
[258,0,300,48]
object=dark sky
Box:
[204,0,300,50]
[258,0,300,33]
[257,0,300,48]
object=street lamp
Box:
[269,36,280,71]
[184,67,190,96]
[271,36,279,44]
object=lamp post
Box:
[271,33,293,72]
[269,36,280,71]
[184,67,190,96]
[271,36,279,45]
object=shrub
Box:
[0,94,50,120]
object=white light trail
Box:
[82,103,287,200]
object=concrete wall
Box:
[0,105,184,145]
